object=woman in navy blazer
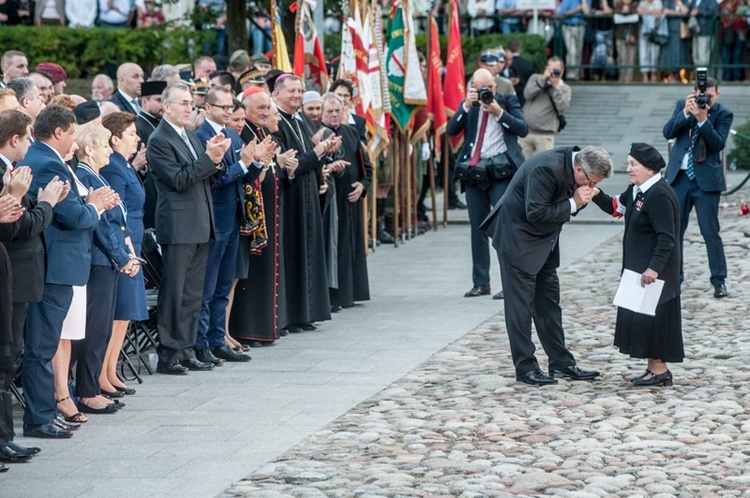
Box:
[100,112,147,396]
[74,123,137,414]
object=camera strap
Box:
[546,88,564,124]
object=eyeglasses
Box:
[581,167,598,188]
[209,103,234,113]
[166,100,196,110]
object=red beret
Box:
[35,62,67,84]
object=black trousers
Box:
[0,303,28,445]
[156,243,210,364]
[499,254,576,375]
[75,266,118,398]
[465,180,511,288]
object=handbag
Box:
[680,20,691,40]
[648,15,669,45]
[546,89,566,132]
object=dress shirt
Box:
[66,0,97,26]
[204,118,262,173]
[633,172,662,200]
[679,110,707,171]
[0,153,13,171]
[118,89,140,114]
[473,108,508,160]
[98,0,131,24]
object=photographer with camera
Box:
[519,57,572,160]
[663,70,733,299]
[446,68,528,300]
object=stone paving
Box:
[223,191,750,497]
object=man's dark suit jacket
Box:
[145,119,220,245]
[509,55,536,102]
[482,146,580,275]
[0,162,54,304]
[110,90,139,115]
[663,100,732,193]
[446,92,528,170]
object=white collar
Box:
[164,118,185,137]
[0,152,12,170]
[637,172,662,194]
[39,141,65,163]
[205,118,224,135]
[118,88,137,103]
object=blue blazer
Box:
[22,141,100,286]
[76,162,131,269]
[663,100,733,193]
[100,152,146,247]
[194,121,261,233]
[446,93,528,171]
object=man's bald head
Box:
[472,68,495,89]
[116,63,145,98]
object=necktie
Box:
[131,98,141,114]
[686,123,699,181]
[470,112,490,166]
[181,130,197,160]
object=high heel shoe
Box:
[55,396,88,423]
[630,369,653,382]
[631,370,673,387]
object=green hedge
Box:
[729,120,750,170]
[0,26,216,78]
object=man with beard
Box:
[301,91,323,132]
[320,93,371,313]
[271,74,341,333]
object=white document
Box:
[613,268,665,316]
[613,13,640,25]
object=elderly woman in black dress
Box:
[592,143,683,386]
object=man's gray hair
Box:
[6,77,36,102]
[575,146,613,179]
[93,73,114,91]
[151,64,179,82]
[162,82,190,103]
[321,92,344,109]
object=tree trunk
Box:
[226,0,248,54]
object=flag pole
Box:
[442,140,449,228]
[428,134,438,231]
[411,136,418,236]
[405,130,412,240]
[393,126,400,246]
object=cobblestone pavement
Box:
[223,199,750,497]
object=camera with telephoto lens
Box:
[694,67,710,109]
[552,69,561,77]
[473,86,495,107]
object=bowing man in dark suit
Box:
[21,105,119,438]
[481,146,613,385]
[663,77,732,298]
[146,83,231,375]
[0,109,66,459]
[193,87,274,364]
[109,63,145,115]
[447,68,528,300]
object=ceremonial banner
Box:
[367,1,389,163]
[427,15,447,154]
[386,1,413,131]
[444,0,466,150]
[271,0,292,73]
[402,0,427,106]
[293,0,328,93]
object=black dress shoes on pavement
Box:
[0,445,33,463]
[299,323,317,331]
[212,344,251,362]
[196,348,224,366]
[181,358,214,371]
[23,423,73,439]
[550,365,600,381]
[464,286,490,298]
[286,324,303,333]
[517,369,558,385]
[631,369,673,387]
[115,386,136,395]
[78,402,118,415]
[7,442,41,456]
[99,388,125,398]
[714,284,728,298]
[493,290,504,300]
[157,362,189,375]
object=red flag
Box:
[427,16,447,155]
[293,1,328,94]
[443,0,465,151]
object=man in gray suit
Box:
[146,82,230,375]
[482,146,612,385]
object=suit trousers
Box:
[76,266,118,398]
[466,180,510,288]
[23,284,74,425]
[157,242,210,364]
[671,170,727,286]
[196,228,239,350]
[0,303,28,444]
[500,254,576,375]
[562,24,585,80]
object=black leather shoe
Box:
[286,325,303,334]
[449,200,467,209]
[157,362,189,375]
[195,348,224,366]
[464,286,490,297]
[212,344,251,362]
[78,402,118,415]
[181,358,214,371]
[630,369,653,382]
[714,284,728,298]
[0,462,7,472]
[278,328,289,337]
[23,423,73,439]
[109,399,125,409]
[299,323,317,331]
[517,369,558,386]
[6,442,41,456]
[0,445,33,463]
[115,386,136,395]
[331,305,343,313]
[550,365,600,380]
[493,290,504,300]
[632,370,673,386]
[53,416,81,431]
[100,388,124,398]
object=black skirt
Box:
[614,295,684,362]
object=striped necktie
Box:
[685,124,699,181]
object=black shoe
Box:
[517,369,558,386]
[0,462,7,472]
[464,286,490,297]
[0,445,33,463]
[550,365,600,381]
[631,369,673,386]
[286,325,303,334]
[247,341,264,348]
[493,290,504,300]
[278,328,289,337]
[378,230,395,244]
[6,442,41,456]
[157,362,189,375]
[23,423,73,439]
[299,323,317,331]
[53,416,81,430]
[714,284,728,298]
[114,386,136,395]
[630,369,653,382]
[212,344,251,362]
[331,305,342,313]
[99,388,124,398]
[449,200,467,210]
[78,402,118,415]
[181,358,214,371]
[195,348,224,366]
[109,399,125,409]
